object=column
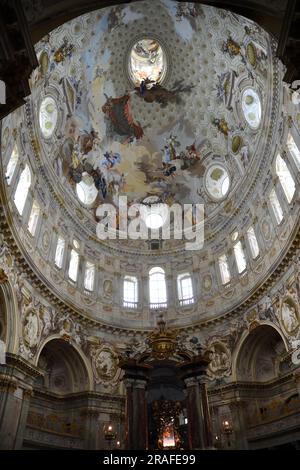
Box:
[229,400,249,450]
[119,358,152,450]
[184,376,213,449]
[82,408,100,450]
[0,354,42,449]
[124,378,148,450]
[178,353,213,450]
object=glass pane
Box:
[14,164,31,215]
[177,274,193,301]
[55,237,65,268]
[219,254,231,284]
[276,154,295,203]
[247,226,260,259]
[27,200,40,235]
[287,133,300,169]
[68,249,79,282]
[84,262,95,291]
[123,276,138,303]
[269,189,283,224]
[149,267,167,304]
[234,241,247,273]
[5,145,19,185]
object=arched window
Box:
[5,144,19,185]
[233,241,247,274]
[269,189,283,224]
[219,254,231,285]
[27,200,40,236]
[14,164,31,215]
[68,241,80,282]
[177,273,194,306]
[149,267,167,308]
[123,275,138,308]
[247,226,260,259]
[84,261,95,291]
[275,154,295,203]
[287,133,300,170]
[54,236,65,268]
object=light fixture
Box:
[103,423,117,441]
[222,419,233,433]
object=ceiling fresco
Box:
[29,0,271,223]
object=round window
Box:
[242,88,262,129]
[39,96,58,138]
[128,38,167,85]
[76,172,98,205]
[205,164,230,201]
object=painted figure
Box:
[101,151,121,169]
[102,93,144,142]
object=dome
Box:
[0,0,299,331]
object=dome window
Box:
[287,133,300,170]
[233,241,247,274]
[177,273,194,306]
[14,164,31,215]
[205,164,230,201]
[149,267,167,309]
[246,226,260,259]
[218,254,231,285]
[129,38,167,85]
[54,236,65,269]
[27,200,40,236]
[123,275,138,308]
[84,261,95,291]
[5,144,19,185]
[68,248,79,282]
[242,88,262,129]
[269,189,284,224]
[39,96,58,138]
[276,154,295,203]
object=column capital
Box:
[123,378,147,389]
[0,373,18,393]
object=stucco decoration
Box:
[23,309,41,348]
[280,298,300,336]
[90,344,120,385]
[207,341,231,379]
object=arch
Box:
[35,335,93,392]
[232,323,288,382]
[0,279,20,354]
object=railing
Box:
[123,301,138,309]
[179,297,194,307]
[150,302,167,310]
